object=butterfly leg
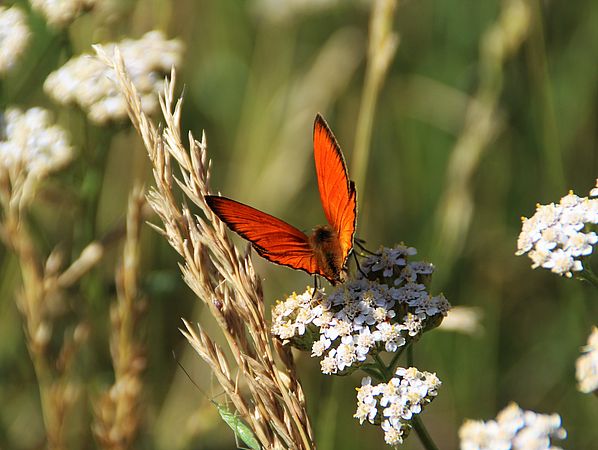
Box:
[310,275,320,300]
[352,250,368,278]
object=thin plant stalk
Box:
[431,0,531,281]
[93,185,147,450]
[351,0,399,196]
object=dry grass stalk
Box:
[94,46,314,449]
[93,185,147,450]
[351,0,399,195]
[0,164,91,449]
[432,0,531,276]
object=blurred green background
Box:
[1,0,597,449]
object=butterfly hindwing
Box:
[205,195,321,276]
[313,114,357,265]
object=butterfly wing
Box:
[313,114,357,264]
[205,195,321,276]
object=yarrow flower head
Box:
[0,107,72,177]
[44,31,184,124]
[516,181,598,277]
[30,0,96,28]
[354,368,441,446]
[0,107,73,207]
[271,245,450,375]
[0,6,30,75]
[459,402,567,450]
[576,326,598,394]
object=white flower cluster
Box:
[271,246,450,375]
[44,31,183,124]
[0,6,30,75]
[516,181,598,277]
[30,0,96,28]
[576,326,598,394]
[0,107,72,178]
[354,368,441,446]
[459,402,567,450]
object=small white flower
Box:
[320,350,338,375]
[354,328,377,361]
[409,261,435,275]
[459,402,567,450]
[576,326,598,394]
[0,6,30,75]
[403,313,424,337]
[311,336,331,357]
[362,244,416,278]
[45,31,184,124]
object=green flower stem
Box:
[6,29,68,106]
[404,344,440,450]
[387,341,410,375]
[361,364,386,381]
[373,354,391,380]
[412,415,440,450]
[580,267,598,290]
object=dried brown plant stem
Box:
[0,153,134,448]
[94,185,147,450]
[95,46,314,449]
[3,211,62,448]
[0,179,82,449]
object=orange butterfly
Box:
[205,114,357,285]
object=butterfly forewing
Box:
[313,114,357,264]
[205,196,322,276]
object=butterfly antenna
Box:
[354,238,377,255]
[172,350,218,406]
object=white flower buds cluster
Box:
[0,6,30,75]
[0,107,72,179]
[459,402,567,450]
[576,326,598,394]
[271,245,450,375]
[354,368,441,446]
[516,180,598,277]
[30,0,96,28]
[44,31,183,124]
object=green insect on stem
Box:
[173,351,261,450]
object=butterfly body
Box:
[206,114,356,285]
[309,225,346,283]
